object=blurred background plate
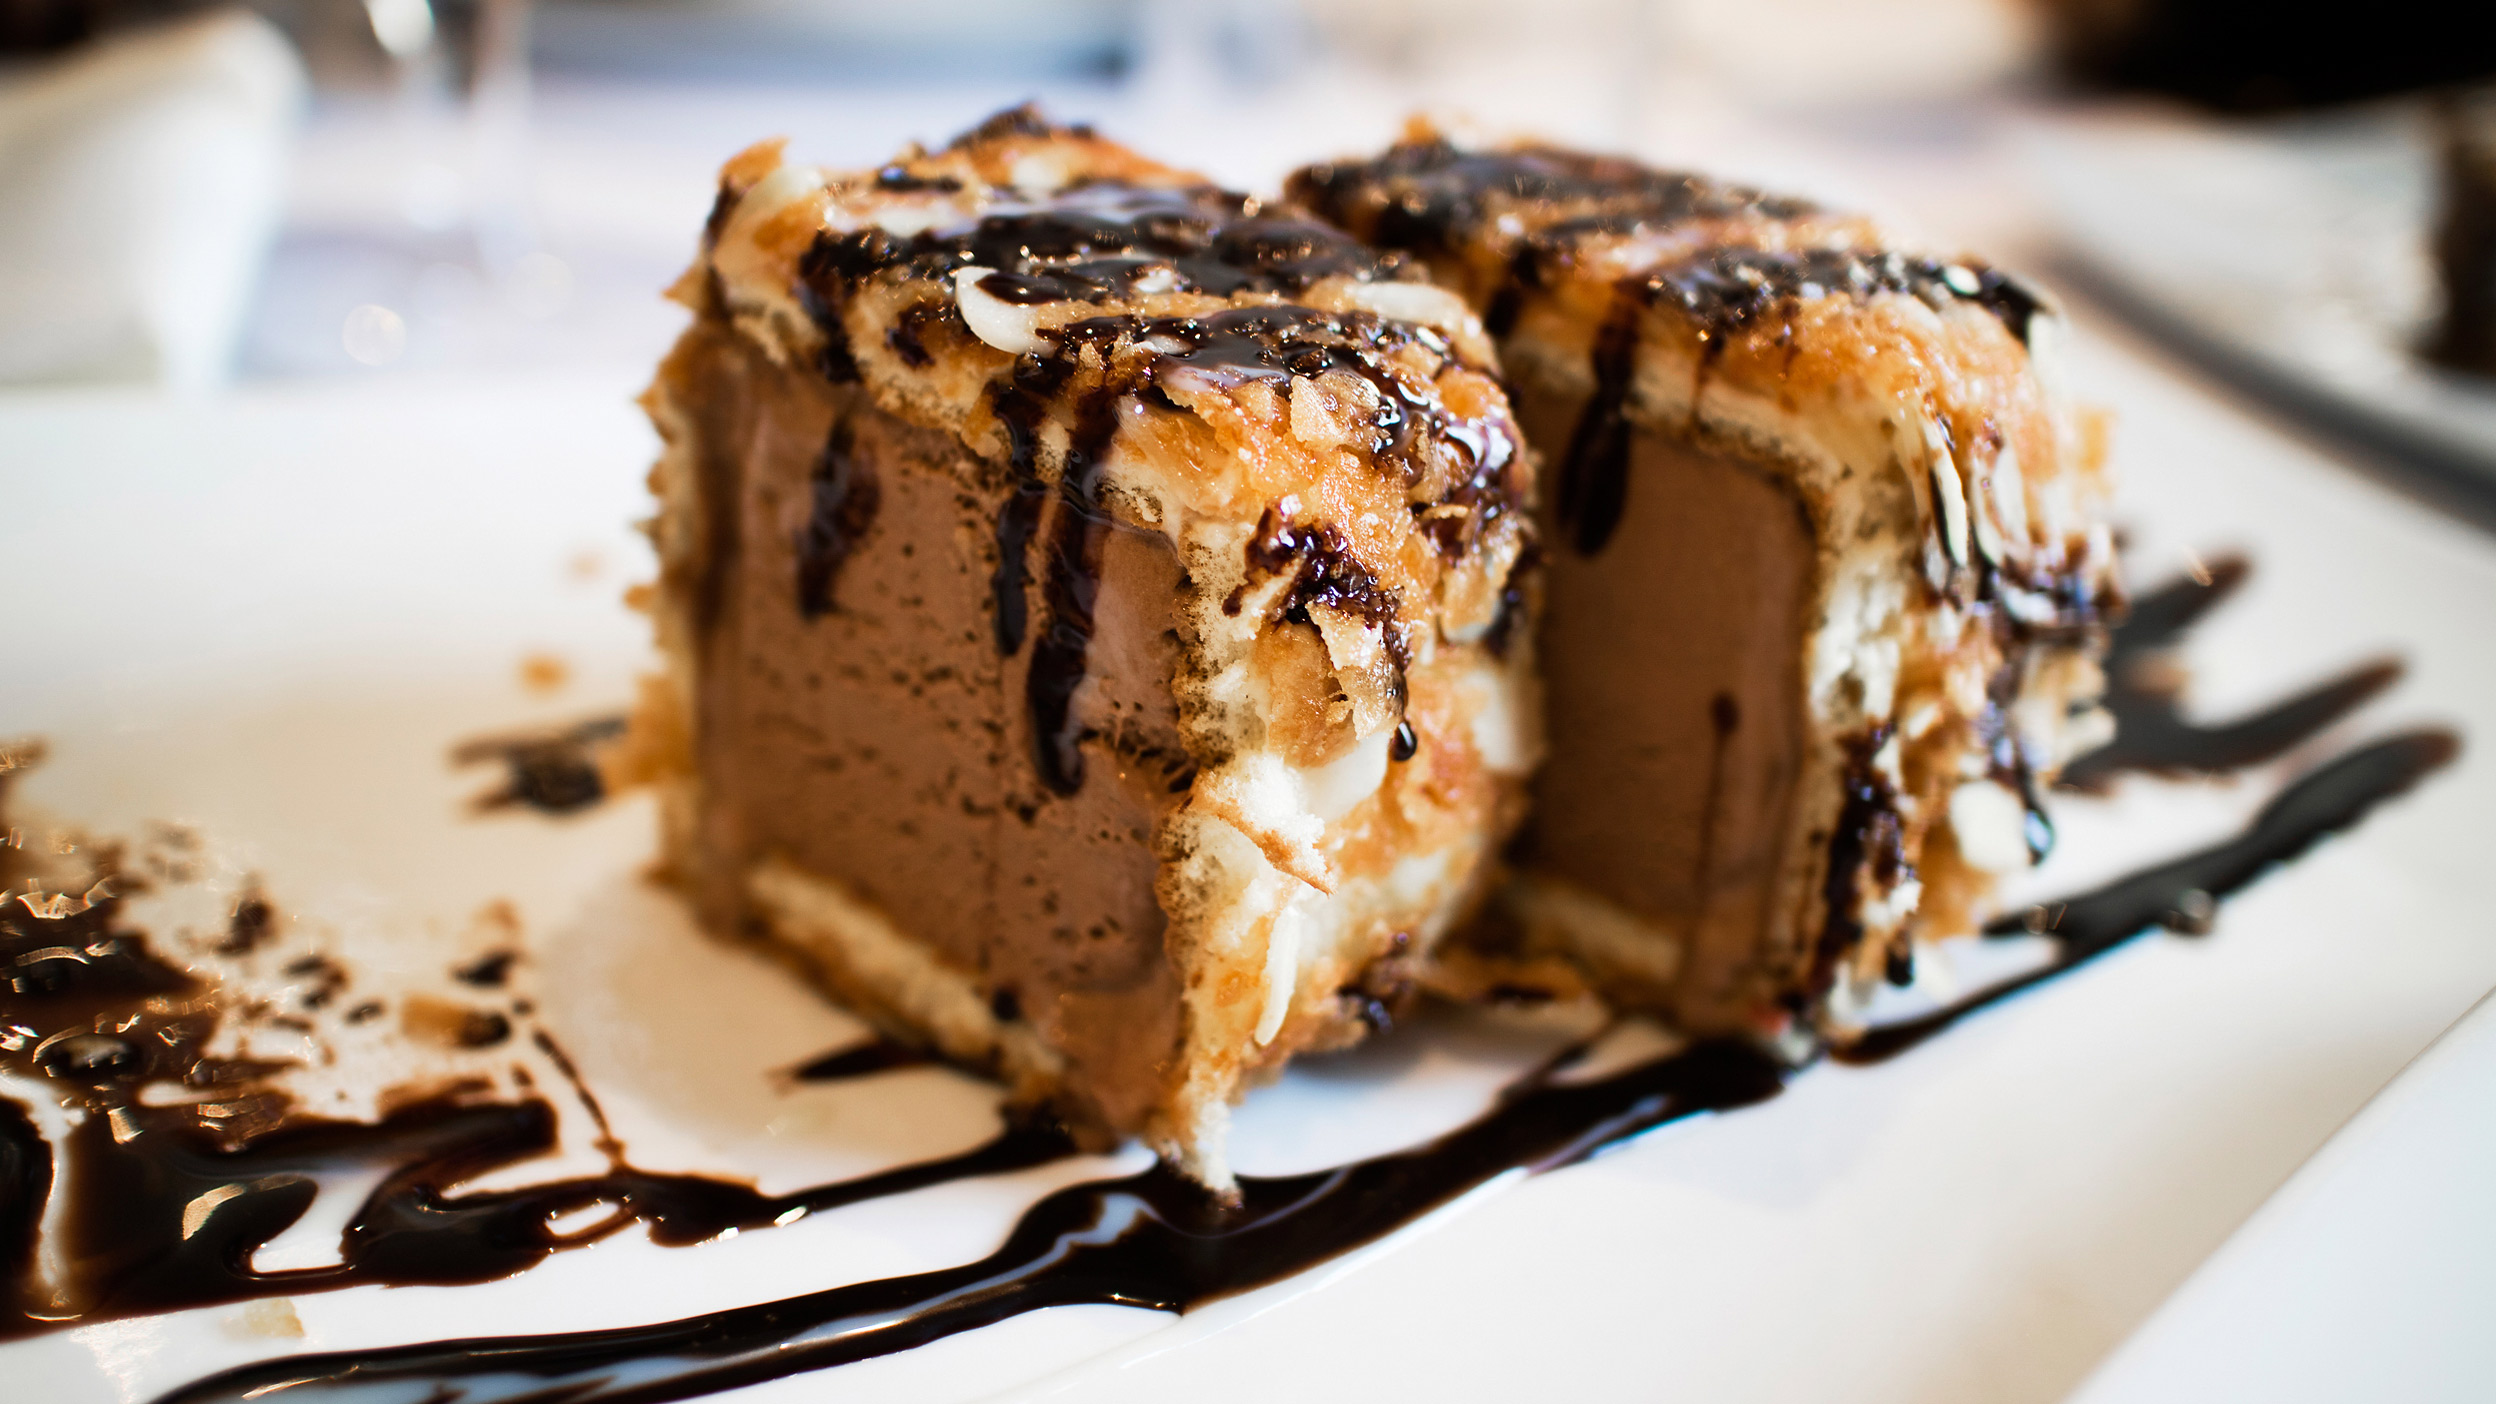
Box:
[2029,102,2496,492]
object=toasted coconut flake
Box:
[953,267,1044,356]
[1306,601,1400,737]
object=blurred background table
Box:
[8,0,2495,524]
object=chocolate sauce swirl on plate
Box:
[451,715,629,817]
[787,1036,938,1082]
[2058,554,2403,789]
[140,691,2456,1404]
[1835,726,2459,1064]
[155,1041,1789,1404]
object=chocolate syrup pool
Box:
[0,564,2463,1404]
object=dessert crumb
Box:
[518,652,572,696]
[227,1298,304,1339]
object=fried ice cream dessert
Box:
[1292,130,2117,1039]
[633,109,1541,1188]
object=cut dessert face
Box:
[634,108,1541,1188]
[1291,131,2119,1039]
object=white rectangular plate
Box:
[3,316,2493,1404]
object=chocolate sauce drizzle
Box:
[885,303,942,367]
[788,1036,937,1082]
[792,109,1408,382]
[1297,139,2048,568]
[987,385,1051,656]
[1556,287,1643,555]
[1292,137,2043,352]
[793,416,880,619]
[0,970,1074,1343]
[155,1043,1790,1404]
[1807,725,1908,1004]
[0,833,498,1333]
[0,1089,1074,1347]
[0,769,1071,1345]
[454,949,518,988]
[0,1101,42,1323]
[145,692,2458,1403]
[1977,658,2060,871]
[974,302,1518,795]
[1025,394,1121,794]
[1241,508,1406,657]
[2058,554,2402,790]
[1548,247,2045,563]
[778,111,1533,800]
[1835,727,2459,1064]
[1290,139,1814,267]
[1644,245,2042,346]
[451,714,628,816]
[1390,720,1420,762]
[799,179,1396,329]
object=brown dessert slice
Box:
[1290,132,2118,1039]
[634,108,1540,1187]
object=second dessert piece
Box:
[1293,133,2118,1039]
[636,110,1540,1187]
